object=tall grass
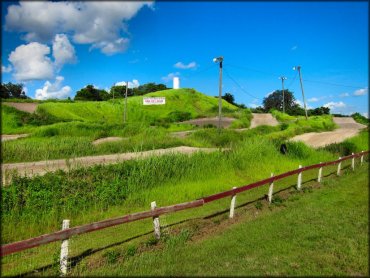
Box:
[2,135,338,243]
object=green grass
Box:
[352,112,369,125]
[320,129,369,157]
[37,89,242,125]
[81,165,368,276]
[1,130,368,275]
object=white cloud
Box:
[363,112,368,118]
[115,79,140,88]
[248,103,258,108]
[35,76,71,100]
[52,34,76,67]
[174,61,197,69]
[307,97,319,102]
[265,91,274,97]
[5,1,153,55]
[339,92,350,97]
[8,42,54,81]
[291,45,298,51]
[353,87,368,96]
[162,72,180,82]
[2,64,13,73]
[323,101,346,110]
[294,99,312,109]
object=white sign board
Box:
[143,97,166,105]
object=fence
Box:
[1,150,369,275]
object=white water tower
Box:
[173,77,180,89]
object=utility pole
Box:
[279,76,287,113]
[213,56,223,132]
[124,81,128,123]
[293,66,308,120]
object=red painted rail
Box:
[1,151,368,256]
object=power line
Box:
[223,67,261,100]
[181,64,215,79]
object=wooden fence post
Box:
[318,163,322,183]
[360,151,364,165]
[229,187,237,219]
[60,219,70,276]
[337,157,342,176]
[351,153,355,171]
[297,165,302,190]
[268,173,274,204]
[151,201,160,239]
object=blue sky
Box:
[1,1,368,116]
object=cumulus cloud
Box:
[162,72,180,82]
[174,61,197,69]
[115,79,140,88]
[339,92,350,97]
[35,76,71,100]
[5,1,153,55]
[307,97,319,102]
[353,87,368,96]
[323,101,346,110]
[363,112,368,118]
[52,34,76,67]
[291,45,298,51]
[2,64,13,73]
[8,42,54,81]
[294,99,312,109]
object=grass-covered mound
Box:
[37,89,243,125]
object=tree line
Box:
[74,83,168,101]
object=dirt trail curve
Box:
[2,146,222,185]
[290,117,366,148]
[2,102,38,113]
[171,113,279,137]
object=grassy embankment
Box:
[2,89,252,163]
[2,127,368,275]
[2,94,338,163]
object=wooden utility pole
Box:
[294,66,308,120]
[213,56,223,132]
[124,81,128,123]
[279,76,287,113]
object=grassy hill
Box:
[37,88,243,125]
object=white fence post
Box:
[268,173,274,203]
[297,165,302,190]
[318,163,322,183]
[360,151,364,165]
[229,187,237,219]
[337,157,342,176]
[351,153,355,171]
[60,219,70,276]
[151,201,161,240]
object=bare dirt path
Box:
[92,137,128,145]
[171,113,279,137]
[2,146,222,185]
[2,102,38,113]
[1,134,30,142]
[290,117,366,148]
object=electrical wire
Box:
[223,67,261,100]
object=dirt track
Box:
[290,117,366,148]
[1,134,30,142]
[250,113,279,128]
[2,146,221,185]
[2,102,38,113]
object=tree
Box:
[263,90,296,113]
[222,93,235,105]
[74,85,108,101]
[110,85,134,98]
[133,83,168,96]
[0,82,28,99]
